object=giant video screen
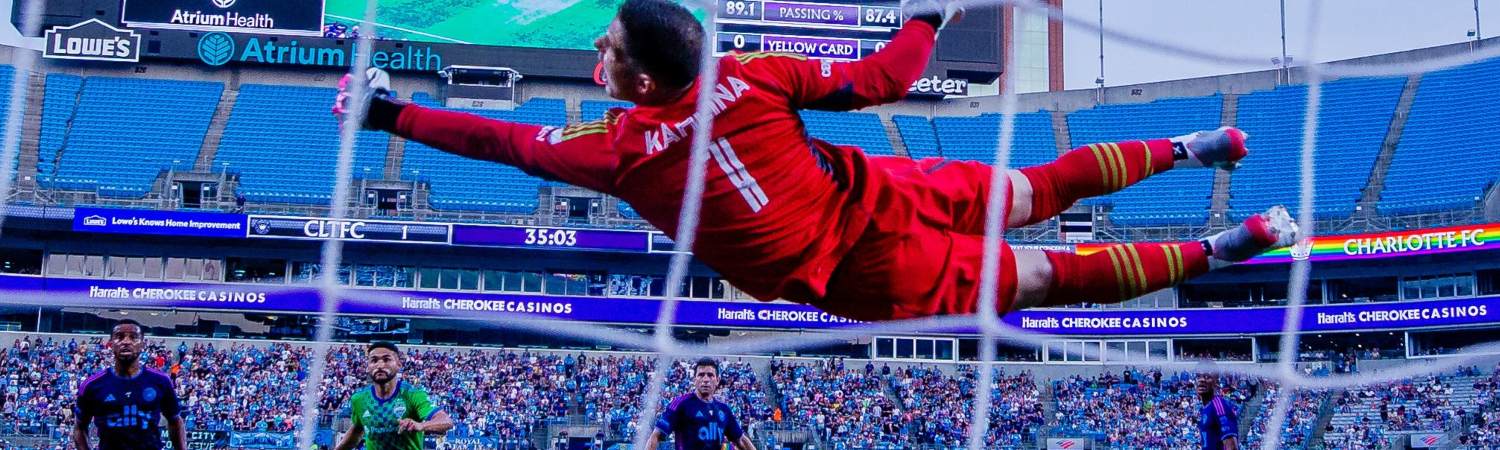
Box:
[322,0,627,50]
[321,0,900,57]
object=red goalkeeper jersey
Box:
[392,20,938,303]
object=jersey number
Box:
[707,138,769,212]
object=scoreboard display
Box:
[716,0,903,60]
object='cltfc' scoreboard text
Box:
[717,0,902,60]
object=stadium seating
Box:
[35,73,82,189]
[1381,57,1500,214]
[581,358,769,441]
[1051,369,1254,449]
[932,111,1058,167]
[1459,366,1500,449]
[893,115,941,159]
[216,84,388,204]
[1244,385,1323,450]
[401,95,566,213]
[1067,95,1224,226]
[581,99,632,121]
[8,330,1500,450]
[579,99,639,218]
[771,358,897,448]
[1326,370,1486,450]
[799,110,896,156]
[0,66,16,177]
[37,76,221,197]
[888,365,1044,448]
[1231,77,1406,220]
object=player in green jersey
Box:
[334,342,453,450]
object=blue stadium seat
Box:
[932,111,1057,167]
[1068,95,1223,226]
[216,84,388,205]
[39,76,221,198]
[1230,77,1406,220]
[799,110,895,156]
[400,97,567,213]
[36,73,81,186]
[893,115,940,159]
[1381,58,1500,214]
[581,99,632,121]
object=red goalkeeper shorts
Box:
[815,157,1019,321]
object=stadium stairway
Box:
[1049,110,1071,156]
[1210,93,1239,225]
[1237,382,1268,437]
[193,88,238,172]
[1039,382,1058,430]
[879,115,910,157]
[16,70,44,189]
[1488,183,1500,220]
[1308,394,1336,447]
[877,374,904,411]
[1358,74,1423,216]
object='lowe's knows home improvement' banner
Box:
[0,275,1493,335]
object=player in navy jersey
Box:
[645,358,757,450]
[1196,369,1240,450]
[73,320,187,450]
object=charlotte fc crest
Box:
[1290,237,1314,261]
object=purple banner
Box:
[1,275,1496,335]
[451,225,649,253]
[763,1,861,26]
[761,35,860,59]
[73,207,246,238]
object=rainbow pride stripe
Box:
[1074,223,1499,265]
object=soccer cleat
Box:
[1170,126,1249,170]
[1207,205,1299,266]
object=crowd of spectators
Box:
[1243,385,1322,449]
[771,358,897,448]
[1326,369,1483,450]
[887,365,1045,448]
[1051,369,1253,450]
[9,333,1500,450]
[1455,363,1500,449]
[321,345,571,441]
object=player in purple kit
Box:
[645,358,757,450]
[73,320,187,450]
[1196,367,1240,450]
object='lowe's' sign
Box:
[196,32,442,72]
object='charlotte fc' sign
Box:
[196,33,444,72]
[123,0,324,35]
[43,19,142,63]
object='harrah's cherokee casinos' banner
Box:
[1076,223,1496,265]
[0,275,1493,335]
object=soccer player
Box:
[1196,369,1240,450]
[73,319,187,450]
[644,358,757,450]
[334,342,453,450]
[334,0,1297,322]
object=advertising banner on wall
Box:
[1076,223,1496,265]
[122,0,324,35]
[43,19,142,62]
[2,275,1494,335]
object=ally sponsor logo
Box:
[196,33,441,71]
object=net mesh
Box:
[0,0,1494,448]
